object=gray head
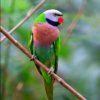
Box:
[43,9,63,26]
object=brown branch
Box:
[0,0,46,43]
[12,82,23,100]
[0,26,87,100]
[61,0,87,51]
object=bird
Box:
[28,9,63,100]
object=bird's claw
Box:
[48,67,54,77]
[30,55,37,61]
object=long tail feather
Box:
[43,77,53,100]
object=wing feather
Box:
[28,31,42,75]
[28,31,33,54]
[53,37,60,74]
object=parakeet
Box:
[28,9,63,100]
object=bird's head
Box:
[44,9,64,27]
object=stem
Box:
[60,0,87,52]
[1,41,10,100]
[1,0,16,99]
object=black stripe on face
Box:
[54,13,63,16]
[46,18,60,26]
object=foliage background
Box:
[1,0,100,100]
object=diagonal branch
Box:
[0,26,87,100]
[0,0,46,43]
[61,0,87,51]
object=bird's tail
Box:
[43,77,53,100]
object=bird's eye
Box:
[53,13,57,16]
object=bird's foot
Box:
[48,66,54,76]
[30,55,37,61]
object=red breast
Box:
[32,23,59,48]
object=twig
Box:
[61,0,87,51]
[12,82,23,100]
[1,41,11,100]
[0,26,87,100]
[0,0,46,43]
[1,48,9,100]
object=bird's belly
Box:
[35,47,55,65]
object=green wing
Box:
[28,31,33,54]
[28,31,42,75]
[53,36,60,74]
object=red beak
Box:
[58,16,64,26]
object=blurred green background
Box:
[1,0,100,100]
